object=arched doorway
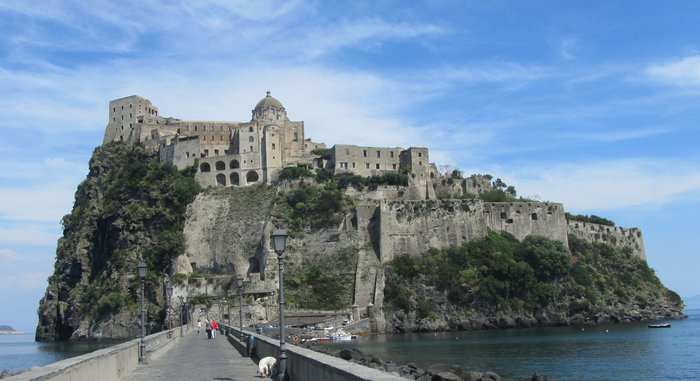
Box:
[246,170,259,183]
[216,174,226,186]
[230,172,240,186]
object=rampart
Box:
[567,220,646,259]
[375,199,568,262]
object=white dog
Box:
[257,356,278,378]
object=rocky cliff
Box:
[36,144,683,341]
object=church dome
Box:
[252,91,287,121]
[254,91,284,111]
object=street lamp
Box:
[271,228,288,381]
[137,261,147,363]
[236,274,244,341]
[226,289,233,334]
[166,284,173,339]
[178,295,184,337]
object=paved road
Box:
[124,332,261,381]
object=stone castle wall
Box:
[567,221,646,260]
[375,200,569,262]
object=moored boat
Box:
[648,323,671,328]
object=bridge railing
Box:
[5,324,193,381]
[220,323,404,381]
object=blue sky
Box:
[2,1,700,332]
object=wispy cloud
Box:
[645,55,700,87]
[506,159,700,212]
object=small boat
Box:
[648,323,671,328]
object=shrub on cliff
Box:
[43,142,201,338]
[384,231,681,325]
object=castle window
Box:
[500,212,507,219]
[272,143,276,150]
[531,213,538,221]
[346,149,350,156]
[129,113,132,118]
[121,115,124,120]
[194,126,198,131]
[250,145,253,151]
[113,107,116,112]
[419,161,423,166]
[204,149,209,156]
[186,152,190,158]
[230,160,240,169]
[230,172,240,186]
[293,132,298,141]
[214,149,219,156]
[200,163,211,172]
[121,106,124,110]
[418,152,422,157]
[365,163,370,169]
[113,117,116,122]
[203,136,206,141]
[393,164,397,170]
[340,162,348,169]
[376,163,380,169]
[352,163,356,168]
[390,151,394,158]
[249,136,254,142]
[249,127,254,132]
[216,174,226,186]
[363,150,367,157]
[377,151,381,158]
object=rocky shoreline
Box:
[303,343,555,381]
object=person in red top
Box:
[211,319,218,338]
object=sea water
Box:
[321,309,700,381]
[2,310,698,379]
[0,334,117,374]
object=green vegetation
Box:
[56,142,201,321]
[285,265,353,310]
[278,166,315,181]
[565,213,615,226]
[384,231,679,316]
[275,182,354,233]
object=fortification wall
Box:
[376,200,568,262]
[567,221,646,260]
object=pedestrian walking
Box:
[211,319,218,338]
[196,319,201,335]
[205,319,212,339]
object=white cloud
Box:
[504,159,700,212]
[645,55,700,87]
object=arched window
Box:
[246,170,259,183]
[215,161,225,170]
[230,172,240,186]
[230,160,240,169]
[216,174,226,186]
[248,136,254,143]
[248,126,254,132]
[200,163,211,172]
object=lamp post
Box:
[178,295,184,337]
[137,262,147,363]
[272,229,288,381]
[236,274,244,341]
[226,289,233,334]
[166,284,173,339]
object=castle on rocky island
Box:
[103,92,646,261]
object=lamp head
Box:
[271,229,288,255]
[137,261,147,278]
[166,285,173,298]
[236,274,243,287]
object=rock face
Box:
[35,143,681,342]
